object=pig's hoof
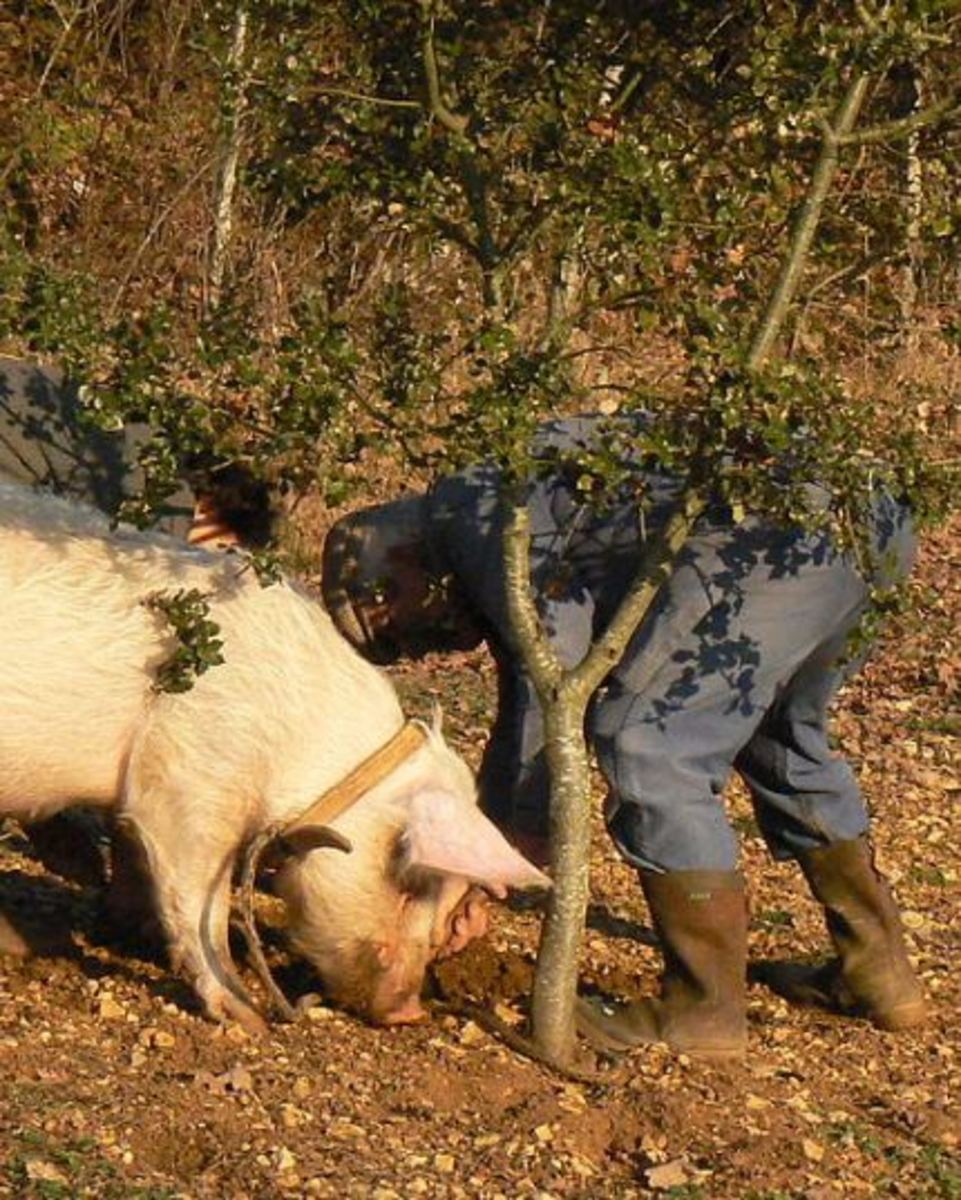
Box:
[235,1008,270,1036]
[218,993,270,1036]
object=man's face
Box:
[356,545,484,662]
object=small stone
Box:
[645,1159,689,1190]
[434,1153,455,1173]
[98,995,125,1020]
[534,1124,554,1143]
[458,1020,486,1046]
[330,1120,366,1140]
[275,1146,296,1173]
[223,1065,253,1092]
[281,1104,308,1129]
[493,1002,523,1026]
[802,1138,825,1163]
[569,1155,596,1178]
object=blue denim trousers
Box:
[474,497,914,873]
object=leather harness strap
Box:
[282,720,429,836]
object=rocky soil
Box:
[1,516,958,1200]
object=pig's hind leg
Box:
[117,804,267,1034]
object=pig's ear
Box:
[402,790,550,892]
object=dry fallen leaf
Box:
[802,1138,825,1163]
[645,1159,689,1190]
[25,1159,68,1185]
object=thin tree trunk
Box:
[505,490,705,1065]
[901,70,923,351]
[530,698,595,1062]
[209,4,249,312]
[510,67,888,1069]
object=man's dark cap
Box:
[320,496,428,652]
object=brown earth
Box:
[0,517,958,1200]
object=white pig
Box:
[0,481,546,1029]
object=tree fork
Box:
[504,488,706,1065]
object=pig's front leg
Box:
[119,813,267,1034]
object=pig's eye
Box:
[402,870,441,902]
[389,832,441,899]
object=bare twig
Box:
[35,0,85,97]
[108,157,213,318]
[312,85,421,110]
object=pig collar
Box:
[284,719,429,838]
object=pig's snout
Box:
[376,994,428,1025]
[366,964,431,1026]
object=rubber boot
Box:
[768,836,926,1030]
[577,870,748,1060]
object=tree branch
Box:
[837,90,960,146]
[747,73,870,370]
[502,495,564,698]
[418,1,504,308]
[568,490,706,701]
[209,3,249,311]
[420,1,469,136]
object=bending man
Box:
[320,413,926,1059]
